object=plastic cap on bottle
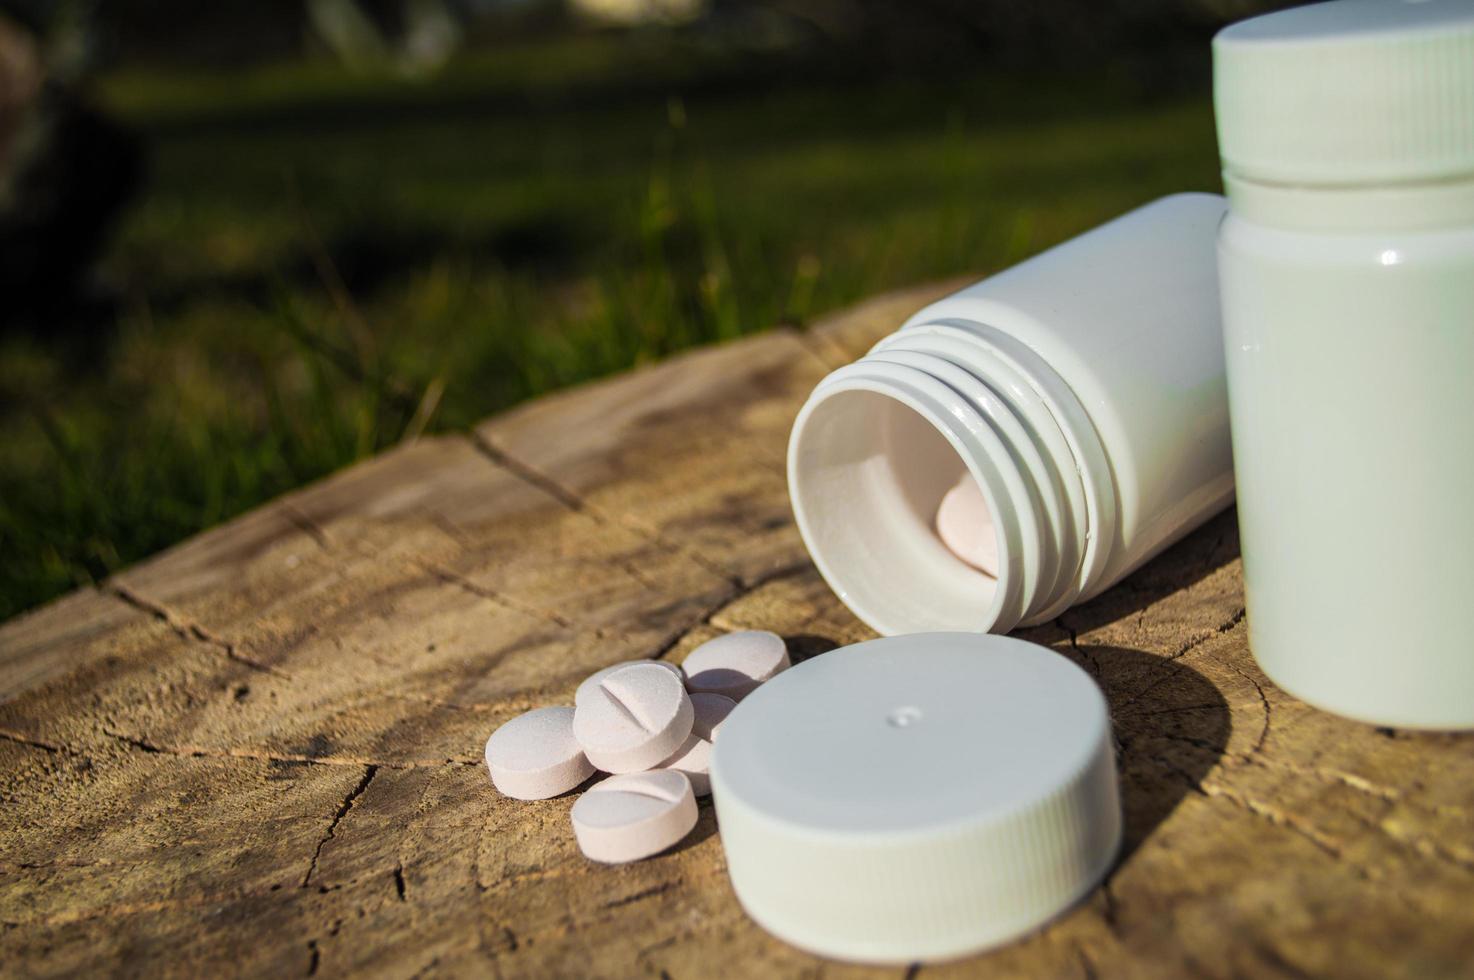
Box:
[709,634,1121,964]
[1213,0,1474,186]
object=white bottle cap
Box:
[709,634,1120,964]
[1213,0,1474,185]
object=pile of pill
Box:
[484,629,791,863]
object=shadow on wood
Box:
[1059,508,1241,639]
[1070,644,1230,862]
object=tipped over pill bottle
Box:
[1213,0,1474,729]
[788,193,1235,636]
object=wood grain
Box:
[4,280,1473,978]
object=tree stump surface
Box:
[3,281,1473,979]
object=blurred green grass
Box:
[0,33,1222,620]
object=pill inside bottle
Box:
[935,471,999,579]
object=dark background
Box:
[0,0,1291,619]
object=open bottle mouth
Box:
[787,382,1010,636]
[788,315,1118,636]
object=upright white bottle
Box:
[788,194,1234,636]
[1214,0,1474,728]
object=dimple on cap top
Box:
[1213,0,1474,186]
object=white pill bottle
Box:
[1214,0,1474,729]
[788,193,1235,636]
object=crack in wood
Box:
[416,499,670,635]
[302,765,378,888]
[1196,780,1349,862]
[101,728,477,769]
[1128,732,1474,878]
[1074,943,1100,980]
[1123,702,1229,719]
[469,430,586,514]
[1151,759,1355,867]
[633,931,683,961]
[1099,875,1121,937]
[468,431,741,588]
[1141,730,1414,814]
[705,562,817,632]
[107,584,290,677]
[104,729,167,755]
[1348,807,1474,875]
[600,879,680,911]
[406,954,444,979]
[374,690,505,714]
[1385,828,1474,875]
[1224,659,1272,754]
[616,557,664,594]
[1055,615,1102,680]
[109,573,509,720]
[1249,939,1314,979]
[3,896,222,929]
[278,502,332,551]
[0,857,117,872]
[476,865,732,954]
[649,561,809,663]
[1168,606,1246,664]
[103,519,582,717]
[417,562,580,632]
[1116,606,1247,712]
[476,862,592,896]
[1300,765,1401,804]
[788,326,848,372]
[0,728,75,755]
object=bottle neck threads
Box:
[788,318,1116,636]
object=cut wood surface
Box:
[4,280,1474,978]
